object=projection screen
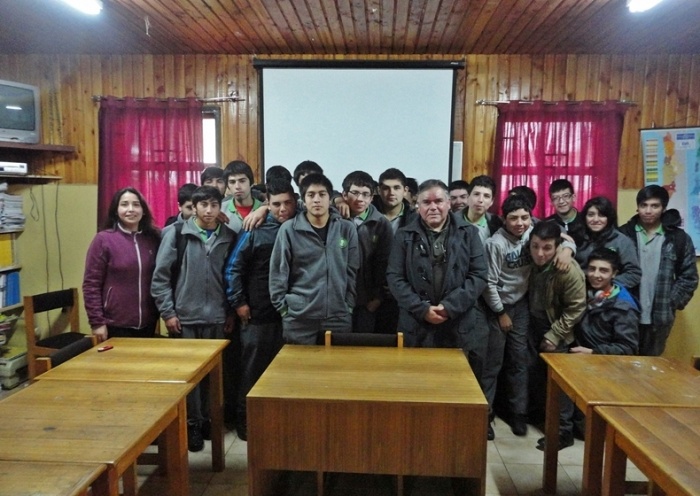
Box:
[255,60,463,192]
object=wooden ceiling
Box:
[1,0,698,55]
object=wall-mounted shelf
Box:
[0,174,62,183]
[0,142,75,154]
[0,142,74,184]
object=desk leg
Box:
[164,399,190,496]
[209,356,225,472]
[542,367,560,494]
[602,423,626,496]
[582,406,605,496]
[90,470,114,496]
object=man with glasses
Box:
[387,179,487,355]
[545,179,586,246]
[342,171,393,333]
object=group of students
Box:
[82,160,698,454]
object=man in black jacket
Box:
[224,179,297,440]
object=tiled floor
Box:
[133,416,648,496]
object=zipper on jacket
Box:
[133,233,143,329]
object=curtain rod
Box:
[476,99,636,106]
[92,95,245,103]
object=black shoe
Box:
[201,420,211,441]
[511,415,528,436]
[487,423,495,441]
[188,424,204,452]
[536,434,574,451]
[236,424,247,441]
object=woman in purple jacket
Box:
[83,187,161,342]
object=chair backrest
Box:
[34,335,97,376]
[24,288,80,345]
[324,331,404,348]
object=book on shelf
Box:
[0,235,12,267]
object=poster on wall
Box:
[641,127,700,255]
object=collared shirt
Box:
[635,223,664,324]
[388,202,405,235]
[463,211,489,244]
[352,207,370,227]
[194,222,221,243]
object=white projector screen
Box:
[257,61,460,193]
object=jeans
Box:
[282,314,352,344]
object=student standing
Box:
[224,180,296,441]
[619,185,698,356]
[83,187,161,342]
[269,174,359,344]
[341,171,393,333]
[221,160,263,233]
[544,178,586,246]
[448,179,470,213]
[151,185,236,452]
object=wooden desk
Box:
[541,354,700,495]
[0,460,106,496]
[36,337,229,471]
[247,345,488,496]
[597,406,700,496]
[0,380,193,496]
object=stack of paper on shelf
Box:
[0,188,24,231]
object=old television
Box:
[0,79,41,144]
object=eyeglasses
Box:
[348,190,372,199]
[551,193,573,203]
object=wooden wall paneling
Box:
[573,54,589,99]
[530,55,544,101]
[142,55,155,97]
[663,54,681,127]
[452,59,466,142]
[520,55,533,100]
[506,54,520,100]
[541,55,555,101]
[676,55,691,127]
[687,56,700,126]
[552,54,568,101]
[564,54,577,101]
[586,55,601,100]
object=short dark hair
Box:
[582,196,617,234]
[502,194,532,217]
[549,178,574,196]
[405,177,419,196]
[293,160,323,185]
[200,166,223,184]
[509,185,537,210]
[223,160,254,184]
[342,171,375,192]
[265,165,292,184]
[266,178,295,197]
[531,221,562,245]
[191,185,223,206]
[177,183,198,206]
[636,185,669,209]
[418,179,448,196]
[252,183,267,194]
[300,173,333,198]
[587,247,622,273]
[378,168,407,187]
[448,180,470,192]
[468,175,496,195]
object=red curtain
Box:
[98,97,204,227]
[493,100,628,219]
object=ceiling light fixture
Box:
[627,0,665,13]
[60,0,103,15]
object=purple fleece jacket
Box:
[83,226,160,330]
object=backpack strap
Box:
[170,221,188,292]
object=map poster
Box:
[641,127,700,256]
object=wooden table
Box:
[0,460,107,496]
[0,380,193,496]
[36,337,229,471]
[541,354,700,495]
[598,406,700,496]
[247,345,488,496]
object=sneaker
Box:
[188,424,204,452]
[536,434,574,451]
[487,423,495,441]
[201,420,211,441]
[510,414,528,436]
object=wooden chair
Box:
[24,288,86,379]
[33,335,98,376]
[324,331,404,348]
[321,330,405,496]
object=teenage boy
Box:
[536,247,637,451]
[463,175,502,243]
[544,178,586,246]
[371,168,418,334]
[151,185,236,452]
[386,179,487,351]
[164,182,197,227]
[619,185,698,356]
[221,160,263,233]
[269,173,359,344]
[224,179,297,441]
[482,194,535,437]
[528,221,586,436]
[201,166,226,196]
[341,171,393,333]
[448,179,470,213]
[405,177,419,209]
